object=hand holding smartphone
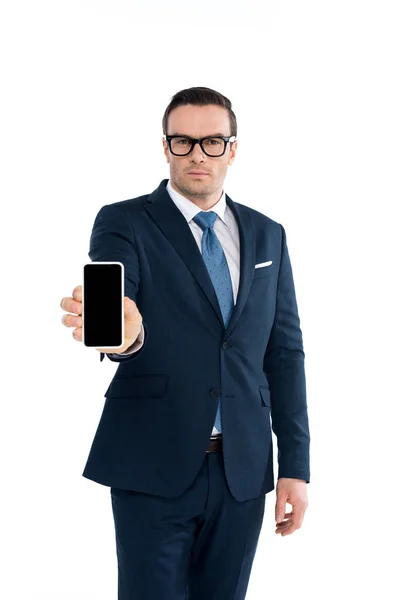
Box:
[60,261,143,354]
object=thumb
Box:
[275,498,287,523]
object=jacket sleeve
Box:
[263,224,310,483]
[87,203,148,363]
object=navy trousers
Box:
[110,450,266,599]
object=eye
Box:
[204,138,223,146]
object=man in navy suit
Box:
[60,86,310,599]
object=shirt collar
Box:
[166,179,230,228]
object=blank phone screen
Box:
[83,262,123,347]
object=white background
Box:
[1,1,399,598]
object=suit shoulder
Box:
[111,193,149,213]
[234,201,282,231]
[95,194,150,221]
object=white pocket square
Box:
[255,260,273,269]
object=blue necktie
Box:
[192,211,234,433]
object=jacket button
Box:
[222,341,229,349]
[209,389,220,398]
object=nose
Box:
[189,140,206,160]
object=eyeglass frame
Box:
[163,134,237,157]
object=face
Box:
[162,104,238,208]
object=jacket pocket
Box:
[104,375,169,398]
[253,265,275,279]
[259,385,271,407]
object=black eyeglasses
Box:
[163,134,236,157]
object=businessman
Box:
[60,86,310,599]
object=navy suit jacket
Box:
[82,179,310,502]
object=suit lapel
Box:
[224,191,255,337]
[144,179,255,337]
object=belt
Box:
[206,435,223,453]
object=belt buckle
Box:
[206,435,222,453]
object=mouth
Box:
[187,172,209,177]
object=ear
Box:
[162,138,170,163]
[228,140,238,166]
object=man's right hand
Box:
[60,284,143,354]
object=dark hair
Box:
[162,86,237,138]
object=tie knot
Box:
[193,211,217,231]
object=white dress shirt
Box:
[109,179,241,436]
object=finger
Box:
[275,520,292,534]
[281,524,297,536]
[279,506,303,535]
[275,515,293,529]
[60,296,82,316]
[275,521,291,531]
[62,314,82,328]
[275,499,288,523]
[73,326,82,341]
[276,511,293,524]
[72,285,82,302]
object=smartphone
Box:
[82,261,124,348]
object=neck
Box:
[169,178,223,211]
